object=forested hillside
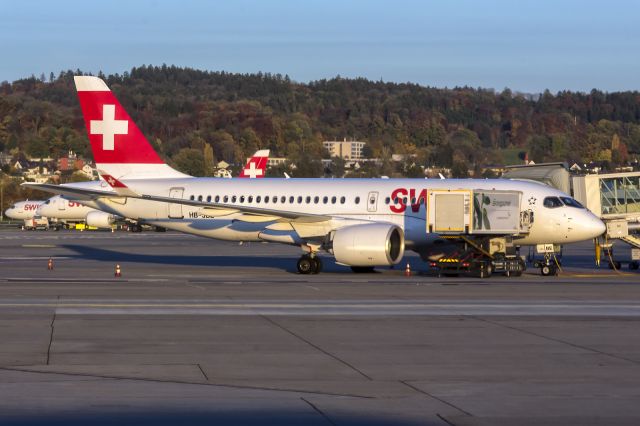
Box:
[2,65,640,177]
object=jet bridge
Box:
[573,172,640,268]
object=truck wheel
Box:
[630,261,639,270]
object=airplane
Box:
[35,149,271,229]
[5,200,46,220]
[24,76,606,275]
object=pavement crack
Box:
[400,380,473,417]
[261,315,372,381]
[197,363,209,381]
[301,397,337,426]
[0,366,371,399]
[46,298,58,365]
[471,316,640,366]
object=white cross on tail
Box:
[90,104,128,150]
[244,162,263,178]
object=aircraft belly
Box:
[147,219,263,242]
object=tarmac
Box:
[0,229,639,425]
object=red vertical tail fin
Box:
[74,76,188,179]
[239,149,269,178]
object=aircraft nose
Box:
[585,213,606,239]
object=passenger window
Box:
[190,195,195,201]
[197,195,203,201]
[289,196,294,203]
[385,197,390,204]
[331,196,337,204]
[223,195,229,203]
[560,197,584,208]
[355,196,360,204]
[265,196,270,203]
[240,196,245,203]
[298,196,303,204]
[215,195,220,203]
[306,196,311,204]
[273,196,278,204]
[543,197,563,208]
[248,195,253,203]
[314,196,319,204]
[281,196,286,203]
[340,196,346,204]
[232,196,237,203]
[323,196,328,204]
[256,196,262,203]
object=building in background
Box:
[323,138,366,160]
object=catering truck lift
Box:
[424,189,531,278]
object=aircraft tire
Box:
[297,256,314,274]
[541,264,556,276]
[312,257,323,274]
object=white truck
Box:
[23,215,50,230]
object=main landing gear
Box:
[297,254,323,274]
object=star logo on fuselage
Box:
[528,196,537,205]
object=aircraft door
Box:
[168,187,184,219]
[58,198,65,211]
[367,191,379,213]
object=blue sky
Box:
[1,0,638,92]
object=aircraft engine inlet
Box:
[330,223,405,266]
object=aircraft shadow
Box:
[60,244,357,274]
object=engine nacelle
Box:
[85,211,116,228]
[331,223,405,266]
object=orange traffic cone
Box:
[115,264,122,277]
[47,257,54,271]
[404,263,411,277]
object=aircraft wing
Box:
[22,183,119,200]
[22,182,331,224]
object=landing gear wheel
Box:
[297,256,315,274]
[541,264,556,276]
[350,266,375,273]
[312,257,323,274]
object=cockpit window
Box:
[543,197,564,208]
[560,197,584,209]
[44,200,51,205]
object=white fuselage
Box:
[37,194,101,221]
[75,177,605,249]
[4,200,45,220]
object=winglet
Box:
[99,172,140,197]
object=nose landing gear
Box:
[297,254,323,274]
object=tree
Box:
[451,161,469,178]
[203,143,215,177]
[172,148,205,176]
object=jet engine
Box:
[85,211,116,228]
[329,223,405,266]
